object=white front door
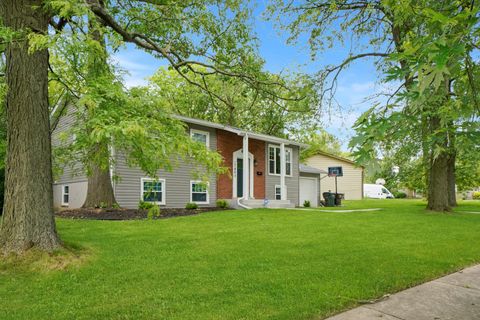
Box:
[300,177,318,207]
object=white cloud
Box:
[110,47,166,88]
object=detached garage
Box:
[304,151,364,200]
[299,164,326,207]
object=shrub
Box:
[96,202,108,209]
[473,192,480,200]
[216,199,229,209]
[112,203,120,209]
[303,200,311,207]
[147,205,161,219]
[185,202,198,210]
[139,200,155,210]
[393,191,407,199]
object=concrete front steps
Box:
[239,199,295,209]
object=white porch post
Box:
[280,143,286,200]
[242,134,249,200]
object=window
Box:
[190,129,210,148]
[275,185,281,200]
[285,149,292,176]
[141,178,165,205]
[62,185,69,206]
[268,145,293,176]
[190,181,209,204]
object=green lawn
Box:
[2,200,480,319]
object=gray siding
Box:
[53,181,88,210]
[114,124,218,209]
[265,144,300,206]
[52,105,87,208]
[51,105,86,184]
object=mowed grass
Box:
[1,200,480,320]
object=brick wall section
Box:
[216,129,265,199]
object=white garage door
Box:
[299,177,318,207]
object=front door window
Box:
[237,159,243,197]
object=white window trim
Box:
[190,180,210,204]
[268,144,293,177]
[61,185,69,206]
[190,128,210,148]
[274,185,282,200]
[140,178,166,205]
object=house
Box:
[304,151,364,200]
[53,114,314,209]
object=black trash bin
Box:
[323,192,335,207]
[334,193,344,206]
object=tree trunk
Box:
[82,3,117,208]
[446,120,457,207]
[427,116,450,212]
[0,0,61,253]
[82,143,116,208]
[447,148,457,207]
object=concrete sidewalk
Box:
[327,264,480,320]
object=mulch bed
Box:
[55,207,228,220]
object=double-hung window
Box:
[62,185,69,206]
[141,178,165,205]
[190,129,210,148]
[190,181,209,204]
[268,145,292,176]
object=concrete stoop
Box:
[236,199,295,209]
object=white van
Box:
[363,184,394,199]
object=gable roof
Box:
[311,150,364,168]
[175,115,308,147]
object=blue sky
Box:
[111,2,383,151]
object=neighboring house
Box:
[52,114,310,209]
[304,151,364,200]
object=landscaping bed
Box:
[55,207,227,220]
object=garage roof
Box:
[299,164,328,175]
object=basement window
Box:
[62,185,69,206]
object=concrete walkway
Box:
[327,264,480,320]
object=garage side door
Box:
[299,177,318,207]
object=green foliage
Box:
[149,67,320,138]
[97,202,108,209]
[393,191,407,199]
[303,200,311,207]
[473,192,480,200]
[268,0,479,211]
[139,201,155,210]
[299,129,346,161]
[216,199,229,209]
[147,205,161,219]
[185,202,198,210]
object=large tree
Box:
[268,0,480,211]
[0,0,61,252]
[149,66,319,137]
[0,0,278,253]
